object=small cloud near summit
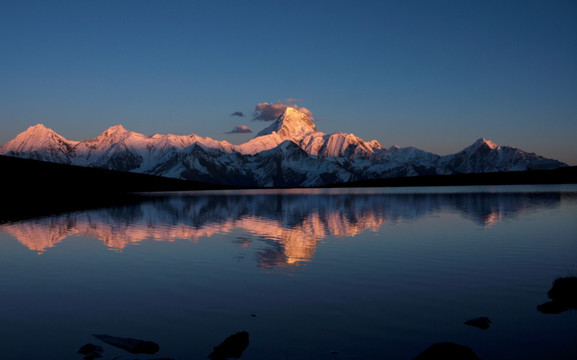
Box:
[253,99,314,121]
[230,111,244,117]
[226,125,252,134]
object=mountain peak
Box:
[256,107,317,139]
[23,123,56,136]
[0,123,75,160]
[29,123,49,130]
[473,138,499,150]
[104,124,128,133]
[96,124,133,141]
[12,123,63,144]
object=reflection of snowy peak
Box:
[0,108,567,187]
[1,191,561,262]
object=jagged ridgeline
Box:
[0,107,567,187]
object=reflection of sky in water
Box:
[0,185,576,359]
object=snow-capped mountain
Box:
[0,107,567,187]
[436,138,563,174]
[2,123,79,164]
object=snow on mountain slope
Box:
[0,109,567,187]
[73,124,236,172]
[238,106,383,159]
[237,107,319,155]
[437,138,564,174]
[0,124,78,164]
[257,106,317,139]
[300,132,383,158]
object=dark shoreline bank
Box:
[0,155,229,222]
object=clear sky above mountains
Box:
[1,0,576,165]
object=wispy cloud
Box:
[253,99,314,121]
[226,125,252,134]
[230,111,244,117]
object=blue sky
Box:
[1,0,576,164]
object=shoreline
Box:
[1,154,575,223]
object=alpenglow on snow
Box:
[0,107,566,187]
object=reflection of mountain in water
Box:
[0,191,561,267]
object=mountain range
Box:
[0,107,567,187]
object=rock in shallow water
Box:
[464,316,491,329]
[547,277,577,308]
[77,343,103,359]
[537,301,568,314]
[414,342,481,360]
[92,334,159,354]
[208,331,249,360]
[538,276,577,314]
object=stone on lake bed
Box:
[537,277,577,314]
[77,343,103,359]
[414,342,481,360]
[547,277,577,308]
[208,331,249,360]
[464,316,491,329]
[92,334,159,354]
[537,301,568,314]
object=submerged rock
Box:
[77,343,103,360]
[537,301,568,314]
[208,331,249,359]
[464,316,491,329]
[547,277,577,308]
[92,334,159,354]
[414,342,481,360]
[538,277,577,314]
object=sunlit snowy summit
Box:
[0,107,567,187]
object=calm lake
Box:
[0,185,576,359]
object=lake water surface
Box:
[1,185,576,359]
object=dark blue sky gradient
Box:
[1,0,576,164]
